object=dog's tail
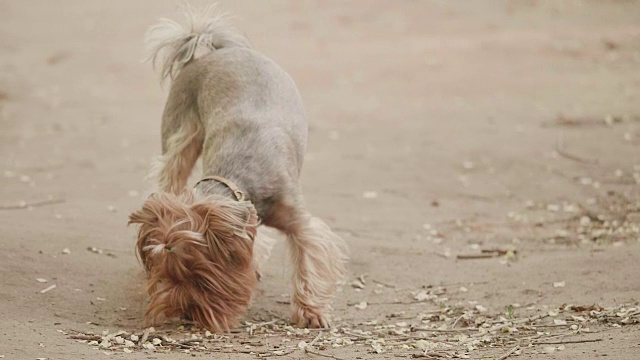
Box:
[145,3,250,82]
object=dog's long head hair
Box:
[128,192,258,332]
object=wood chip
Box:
[39,284,57,294]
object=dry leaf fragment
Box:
[123,348,133,353]
[414,291,436,302]
[36,278,47,283]
[88,247,104,254]
[362,191,378,199]
[354,301,368,310]
[553,319,567,325]
[547,204,560,212]
[350,279,365,289]
[414,339,438,350]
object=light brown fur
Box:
[129,192,258,331]
[129,3,348,331]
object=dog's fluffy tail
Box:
[145,3,250,82]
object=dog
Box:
[128,4,348,332]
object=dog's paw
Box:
[291,303,330,329]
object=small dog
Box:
[128,4,348,332]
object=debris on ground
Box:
[66,291,638,358]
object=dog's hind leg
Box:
[154,95,204,194]
[268,201,348,328]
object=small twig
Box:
[0,198,65,210]
[495,346,520,360]
[372,279,396,288]
[342,330,372,340]
[307,331,323,348]
[305,348,346,360]
[531,323,575,328]
[451,315,464,329]
[411,352,447,359]
[39,284,57,294]
[140,328,152,345]
[437,281,489,287]
[348,300,430,306]
[481,249,515,256]
[533,338,603,345]
[304,332,343,360]
[555,135,597,164]
[69,334,101,341]
[229,349,256,355]
[456,253,496,260]
[178,338,203,344]
[394,327,475,333]
[240,340,264,346]
[260,349,297,357]
[387,335,457,346]
[513,314,546,325]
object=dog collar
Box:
[194,176,246,201]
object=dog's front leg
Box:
[284,214,348,328]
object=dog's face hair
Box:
[128,192,258,332]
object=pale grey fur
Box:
[145,2,250,82]
[147,4,348,328]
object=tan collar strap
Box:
[194,176,246,201]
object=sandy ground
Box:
[1,0,640,359]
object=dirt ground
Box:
[1,0,640,359]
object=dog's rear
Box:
[145,4,250,194]
[146,3,249,84]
